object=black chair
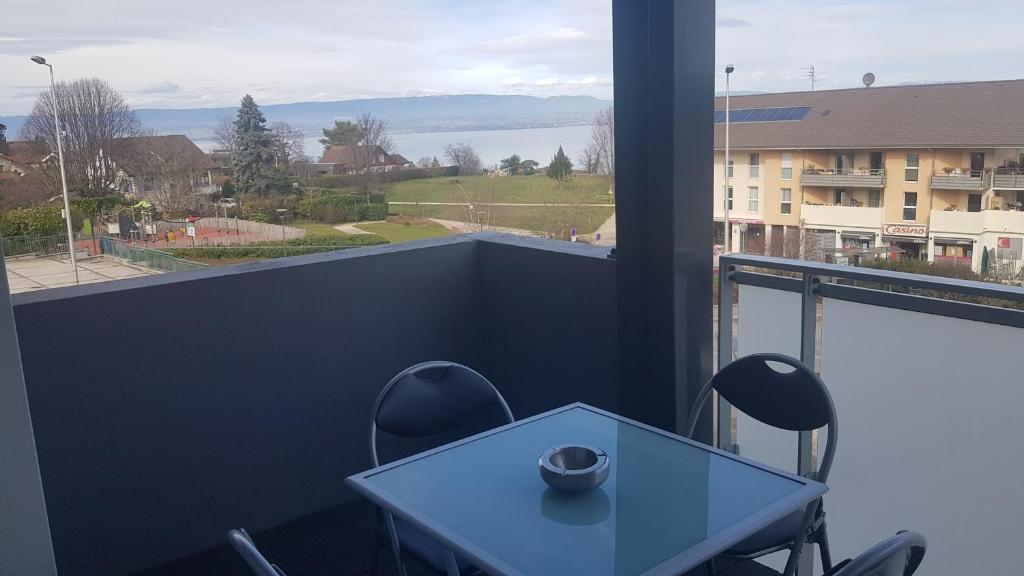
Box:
[227,529,286,576]
[369,361,514,576]
[685,353,838,576]
[823,531,926,576]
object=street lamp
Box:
[723,64,734,255]
[276,208,288,257]
[31,55,78,283]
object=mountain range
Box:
[0,94,612,141]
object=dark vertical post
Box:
[614,0,715,438]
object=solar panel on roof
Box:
[714,106,811,123]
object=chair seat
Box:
[394,517,475,574]
[728,508,806,556]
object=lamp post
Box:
[723,64,734,255]
[276,208,288,257]
[31,55,78,284]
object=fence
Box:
[717,253,1024,575]
[99,237,207,273]
[0,233,98,258]
[154,218,304,239]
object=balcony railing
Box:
[718,253,1024,576]
[930,169,990,190]
[992,171,1024,190]
[801,168,886,188]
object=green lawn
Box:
[389,204,614,237]
[356,221,452,243]
[292,221,349,237]
[388,175,615,205]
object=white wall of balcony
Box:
[801,205,883,231]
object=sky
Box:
[3,0,1024,116]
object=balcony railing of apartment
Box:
[800,168,886,188]
[930,169,991,190]
[992,169,1024,190]
[718,253,1024,575]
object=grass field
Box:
[388,175,615,205]
[389,204,614,236]
[356,221,452,243]
[293,222,350,237]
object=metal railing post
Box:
[796,272,821,576]
[717,259,736,452]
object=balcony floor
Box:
[131,499,780,576]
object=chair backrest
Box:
[827,531,926,576]
[686,353,838,481]
[370,361,514,466]
[227,529,286,576]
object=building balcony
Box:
[801,168,886,189]
[930,208,1024,235]
[5,231,1022,576]
[930,170,990,191]
[801,204,883,229]
[992,171,1024,190]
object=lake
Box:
[195,124,594,168]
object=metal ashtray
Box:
[539,445,610,494]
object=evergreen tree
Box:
[981,247,991,276]
[499,154,522,175]
[0,123,8,155]
[232,95,275,195]
[319,120,363,153]
[521,159,539,175]
[547,146,573,181]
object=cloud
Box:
[502,77,525,87]
[716,17,748,28]
[138,81,181,94]
[536,77,559,87]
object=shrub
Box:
[309,169,433,189]
[0,205,68,236]
[162,233,387,260]
[296,192,388,223]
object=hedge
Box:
[296,193,389,223]
[163,233,387,260]
[308,168,442,189]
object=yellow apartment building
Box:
[713,80,1024,271]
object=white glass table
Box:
[347,403,826,576]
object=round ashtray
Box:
[539,445,610,494]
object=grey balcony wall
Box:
[477,235,619,417]
[12,238,484,576]
[11,234,621,576]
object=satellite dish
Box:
[863,72,876,88]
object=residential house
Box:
[97,135,216,213]
[714,79,1024,271]
[0,140,53,176]
[313,145,414,175]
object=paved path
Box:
[584,213,616,246]
[427,218,541,237]
[389,202,615,207]
[5,255,158,294]
[332,221,385,235]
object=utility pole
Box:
[723,65,734,254]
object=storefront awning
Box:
[883,236,927,244]
[933,237,975,246]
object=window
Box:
[749,153,760,177]
[780,188,792,214]
[868,190,881,208]
[781,153,793,180]
[727,159,734,178]
[834,189,845,205]
[903,192,918,221]
[748,186,759,211]
[905,153,920,182]
[727,186,734,210]
[968,194,982,212]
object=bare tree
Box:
[214,117,236,153]
[356,112,393,153]
[269,121,306,168]
[416,157,433,168]
[20,78,140,195]
[579,144,600,174]
[443,142,482,176]
[587,107,615,183]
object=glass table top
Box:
[349,404,823,576]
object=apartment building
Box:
[714,80,1024,271]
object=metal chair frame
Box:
[685,353,838,576]
[369,361,514,576]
